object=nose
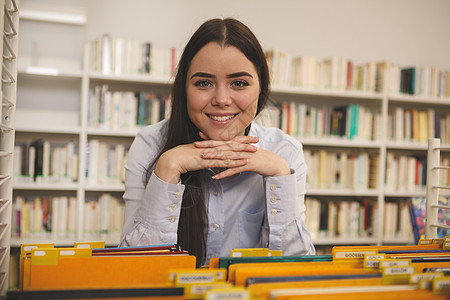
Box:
[211,85,231,107]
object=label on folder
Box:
[363,254,385,270]
[169,269,226,286]
[383,266,415,276]
[410,272,443,284]
[433,277,450,295]
[379,259,411,269]
[204,287,249,300]
[230,248,281,257]
[333,249,377,261]
[184,282,232,299]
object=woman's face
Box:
[186,42,260,141]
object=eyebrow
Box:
[190,72,254,79]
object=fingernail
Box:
[211,175,216,180]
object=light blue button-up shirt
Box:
[120,119,315,260]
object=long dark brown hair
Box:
[146,18,270,266]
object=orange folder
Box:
[248,276,383,299]
[23,253,196,290]
[233,262,378,286]
[228,261,332,283]
[271,289,446,300]
[332,244,442,257]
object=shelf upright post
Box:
[377,92,389,245]
[0,0,19,296]
[77,43,90,242]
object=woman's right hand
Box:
[154,135,258,184]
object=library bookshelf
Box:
[11,8,450,257]
[0,0,19,296]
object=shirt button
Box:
[169,216,177,223]
[213,190,219,196]
[270,185,277,191]
[270,196,277,203]
[175,191,181,198]
[213,223,220,230]
[170,204,178,210]
[271,209,278,215]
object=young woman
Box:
[120,18,315,266]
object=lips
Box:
[206,113,238,122]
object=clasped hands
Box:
[154,132,290,184]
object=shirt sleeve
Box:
[119,123,185,247]
[263,146,316,256]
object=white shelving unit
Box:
[10,8,450,252]
[0,0,19,296]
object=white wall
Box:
[20,0,450,69]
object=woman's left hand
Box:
[195,134,290,180]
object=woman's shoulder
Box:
[129,119,169,155]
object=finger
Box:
[201,150,251,160]
[204,158,248,171]
[195,140,258,152]
[199,131,210,140]
[200,144,257,157]
[212,165,247,180]
[195,136,259,148]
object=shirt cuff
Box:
[264,170,299,225]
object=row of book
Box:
[304,149,379,190]
[385,153,427,192]
[400,66,449,97]
[11,193,124,239]
[84,193,125,236]
[12,196,77,238]
[87,37,450,98]
[305,197,413,242]
[9,241,450,298]
[386,153,450,193]
[266,48,450,97]
[305,198,378,240]
[258,101,450,145]
[88,34,181,77]
[88,85,169,130]
[13,140,78,184]
[384,200,414,241]
[272,102,382,140]
[388,107,450,144]
[86,140,128,185]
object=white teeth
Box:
[209,115,235,121]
